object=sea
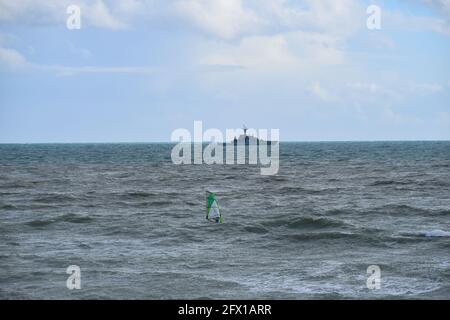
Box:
[0,142,449,299]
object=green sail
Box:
[206,191,223,223]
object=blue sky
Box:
[0,0,449,142]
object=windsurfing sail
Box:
[206,191,223,223]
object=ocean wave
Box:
[0,203,17,210]
[370,204,427,215]
[242,225,269,234]
[366,204,450,216]
[422,230,450,237]
[280,229,413,247]
[398,229,450,243]
[33,193,79,203]
[59,213,94,223]
[150,200,174,207]
[283,231,361,242]
[123,191,160,199]
[432,163,450,168]
[325,209,349,215]
[370,180,411,186]
[26,219,55,227]
[278,186,340,194]
[371,178,450,188]
[277,186,310,193]
[26,213,93,227]
[260,175,289,183]
[262,216,345,230]
[118,191,182,201]
[0,181,39,189]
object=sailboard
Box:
[206,191,223,224]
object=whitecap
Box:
[423,230,450,237]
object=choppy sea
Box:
[0,142,449,299]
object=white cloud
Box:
[0,47,28,70]
[68,42,92,59]
[308,81,335,101]
[199,30,345,72]
[348,82,379,94]
[299,0,364,35]
[382,106,423,125]
[0,0,449,37]
[2,0,449,39]
[0,0,366,36]
[0,45,157,75]
[200,34,297,69]
[0,0,127,29]
[345,81,443,105]
[408,81,443,95]
[0,0,62,24]
[84,0,127,30]
[113,0,146,16]
[386,7,450,36]
[45,65,158,76]
[172,0,365,39]
[344,81,405,108]
[173,0,261,39]
[418,0,450,19]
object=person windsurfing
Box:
[206,191,223,224]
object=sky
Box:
[0,0,449,143]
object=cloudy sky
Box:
[0,0,449,142]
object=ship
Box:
[223,125,273,146]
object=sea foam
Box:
[423,230,450,237]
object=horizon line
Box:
[0,139,449,144]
